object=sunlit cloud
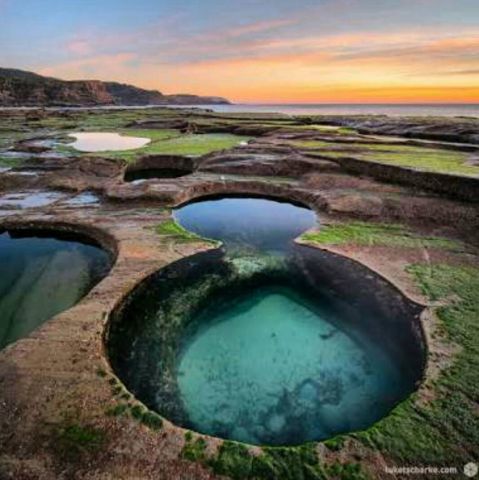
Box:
[2,0,478,102]
[38,53,136,80]
[65,38,93,56]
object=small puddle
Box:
[64,192,100,206]
[0,229,112,350]
[68,132,150,152]
[0,191,65,209]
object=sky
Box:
[1,0,478,103]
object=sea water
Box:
[177,285,403,445]
[0,231,110,349]
[174,197,316,253]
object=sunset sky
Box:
[1,0,478,103]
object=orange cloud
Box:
[38,53,136,80]
[42,25,479,103]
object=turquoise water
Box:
[0,231,111,350]
[174,197,316,253]
[109,196,423,445]
[177,285,403,445]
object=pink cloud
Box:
[38,53,136,80]
[65,39,92,56]
[227,18,296,37]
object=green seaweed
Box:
[356,263,479,466]
[291,138,478,176]
[53,423,106,460]
[130,404,146,420]
[90,130,251,162]
[300,222,461,250]
[154,219,217,245]
[106,403,129,417]
[363,146,477,177]
[0,156,24,168]
[181,438,369,480]
[141,411,163,430]
[182,434,208,462]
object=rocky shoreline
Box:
[0,107,478,479]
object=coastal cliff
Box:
[0,68,230,107]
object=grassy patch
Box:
[361,145,477,177]
[291,140,337,149]
[106,404,129,417]
[141,411,163,430]
[154,219,216,244]
[87,130,251,162]
[53,423,106,460]
[130,131,250,157]
[300,222,461,250]
[0,156,24,168]
[291,139,478,176]
[106,402,163,430]
[205,441,368,480]
[356,263,479,465]
[181,435,369,479]
[182,433,208,462]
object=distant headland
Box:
[0,68,230,107]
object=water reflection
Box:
[0,230,111,349]
[69,132,150,152]
[174,196,317,254]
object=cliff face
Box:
[0,68,230,106]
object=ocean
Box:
[171,103,479,118]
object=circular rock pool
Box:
[174,196,317,253]
[108,248,425,446]
[0,228,112,350]
[107,196,426,446]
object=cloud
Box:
[65,38,92,56]
[38,53,136,80]
[438,69,479,75]
[15,0,479,103]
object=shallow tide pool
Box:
[109,196,424,446]
[0,231,111,349]
[69,132,150,152]
[177,285,404,445]
[174,197,317,253]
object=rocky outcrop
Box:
[299,114,479,145]
[0,68,230,107]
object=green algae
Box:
[362,145,477,177]
[291,140,479,176]
[53,423,106,461]
[154,219,217,245]
[125,131,250,158]
[106,401,163,430]
[61,128,252,162]
[182,433,208,462]
[288,125,357,135]
[0,156,24,168]
[300,222,461,251]
[291,140,336,149]
[291,138,478,176]
[181,438,369,480]
[356,263,479,466]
